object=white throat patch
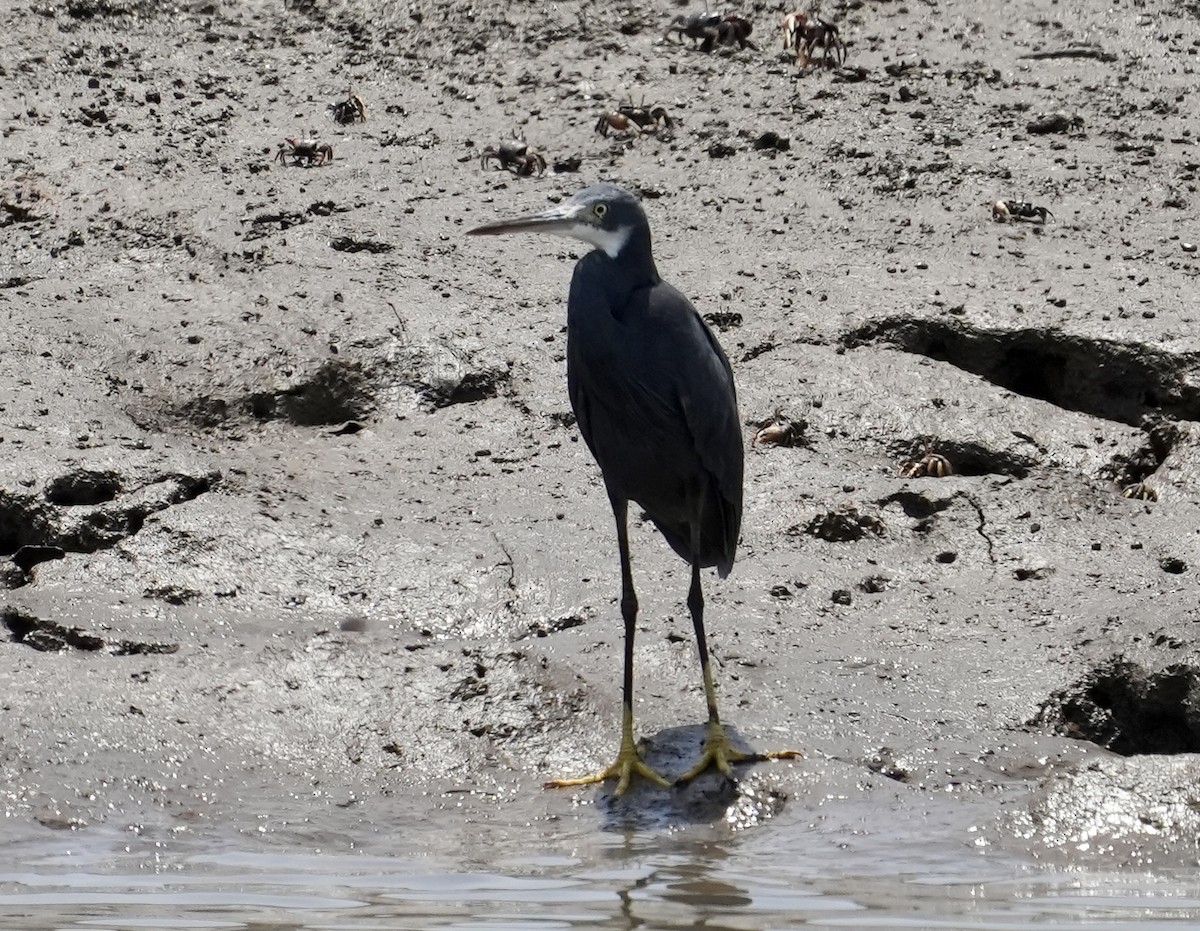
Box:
[569,222,631,259]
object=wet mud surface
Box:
[3,0,1200,887]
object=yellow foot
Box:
[675,724,802,785]
[544,746,672,796]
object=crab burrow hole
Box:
[1034,657,1200,756]
[841,317,1200,427]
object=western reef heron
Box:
[468,183,798,795]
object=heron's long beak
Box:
[466,201,585,237]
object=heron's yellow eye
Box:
[593,203,608,219]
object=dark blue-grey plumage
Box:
[468,184,795,794]
[563,195,742,578]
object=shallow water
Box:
[3,810,1200,931]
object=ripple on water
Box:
[2,814,1200,930]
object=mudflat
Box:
[3,0,1200,873]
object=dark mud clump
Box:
[797,505,886,542]
[1,470,216,586]
[250,360,377,426]
[1,606,178,655]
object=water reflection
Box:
[2,816,1200,930]
[608,836,864,930]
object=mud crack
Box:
[960,492,997,564]
[877,489,994,559]
[842,317,1200,426]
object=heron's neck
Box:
[604,225,658,286]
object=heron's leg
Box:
[544,495,671,796]
[676,558,802,785]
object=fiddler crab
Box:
[275,137,334,166]
[1121,481,1158,502]
[329,87,367,125]
[664,11,756,52]
[595,101,673,138]
[781,11,809,51]
[782,11,846,67]
[751,410,806,448]
[480,141,548,177]
[899,440,954,478]
[992,200,1053,223]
